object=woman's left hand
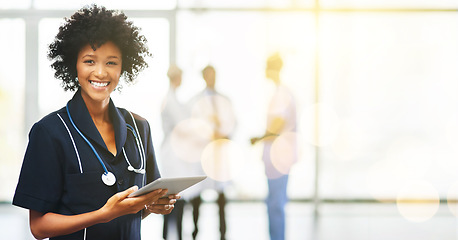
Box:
[144,194,181,215]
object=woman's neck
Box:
[82,96,111,125]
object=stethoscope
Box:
[65,103,146,186]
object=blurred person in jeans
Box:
[251,53,297,240]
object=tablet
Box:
[128,176,207,198]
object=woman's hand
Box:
[99,186,170,222]
[143,194,181,216]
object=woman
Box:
[12,5,179,240]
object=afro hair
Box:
[48,4,151,91]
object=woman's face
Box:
[76,41,122,105]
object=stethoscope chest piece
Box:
[102,172,116,186]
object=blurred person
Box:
[160,64,189,240]
[188,65,237,240]
[12,5,179,240]
[250,53,297,240]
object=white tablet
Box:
[128,176,207,198]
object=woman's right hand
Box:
[98,186,168,223]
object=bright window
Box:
[318,12,458,199]
[33,0,176,10]
[0,19,26,200]
[0,0,31,9]
[38,18,74,118]
[177,0,314,8]
[321,0,458,8]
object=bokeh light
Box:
[170,118,213,163]
[367,136,434,202]
[201,139,245,182]
[270,131,299,175]
[396,181,439,222]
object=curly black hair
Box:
[48,5,151,91]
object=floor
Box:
[1,201,456,240]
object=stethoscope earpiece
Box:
[128,166,146,174]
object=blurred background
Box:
[1,0,458,239]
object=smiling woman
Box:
[12,5,179,240]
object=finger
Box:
[160,189,169,198]
[142,189,164,200]
[164,204,175,214]
[168,194,181,200]
[155,197,176,205]
[145,204,168,214]
[147,188,167,198]
[141,189,167,206]
[152,204,174,214]
[120,185,138,199]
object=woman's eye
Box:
[107,61,118,66]
[84,60,94,64]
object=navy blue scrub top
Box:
[13,90,161,240]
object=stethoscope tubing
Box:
[125,124,146,173]
[66,104,111,175]
[65,103,146,179]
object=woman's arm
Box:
[30,209,105,240]
[29,186,171,239]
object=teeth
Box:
[90,81,109,87]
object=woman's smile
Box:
[89,80,110,88]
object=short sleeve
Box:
[13,121,64,213]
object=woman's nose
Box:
[94,64,108,78]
